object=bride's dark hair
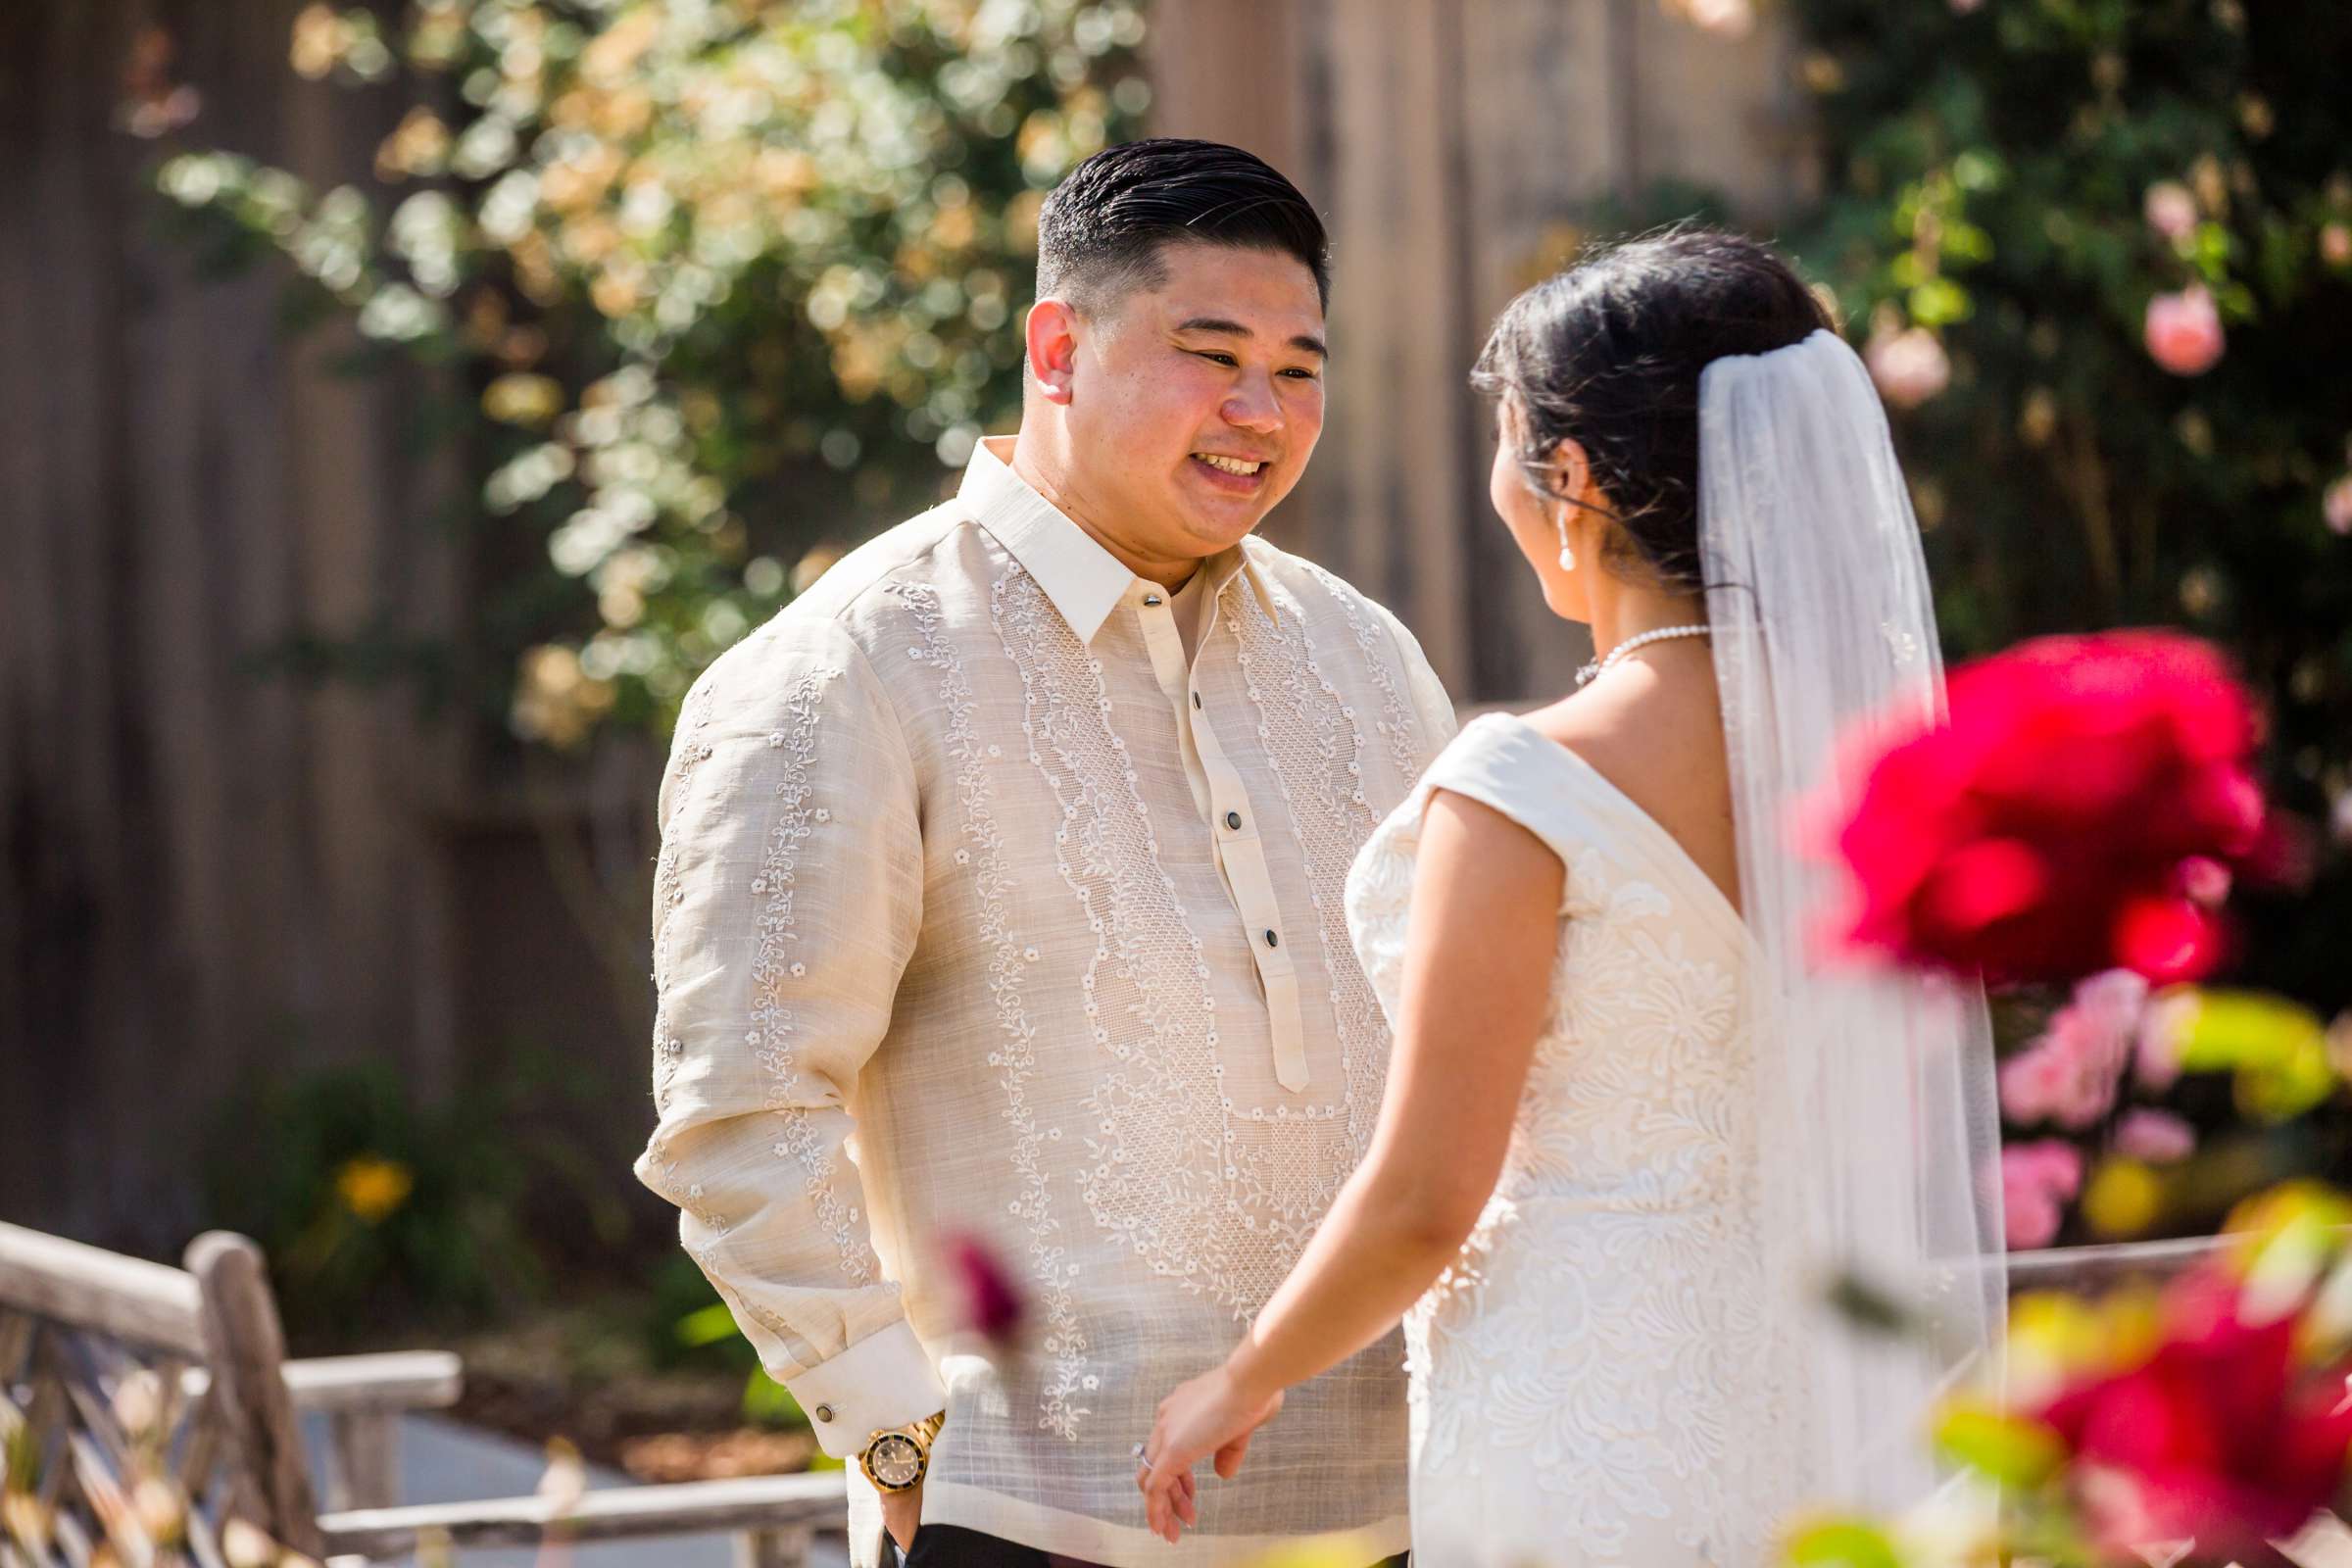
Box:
[1471,224,1834,591]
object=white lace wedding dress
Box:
[1345,712,1794,1567]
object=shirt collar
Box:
[958,436,1263,645]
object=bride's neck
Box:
[1585,576,1709,666]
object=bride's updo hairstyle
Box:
[1472,225,1834,590]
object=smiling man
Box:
[637,139,1451,1568]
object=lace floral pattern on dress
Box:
[1344,715,1791,1567]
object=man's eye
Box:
[1280,368,1320,380]
[1193,351,1239,367]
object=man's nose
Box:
[1222,371,1282,434]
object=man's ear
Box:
[1025,298,1080,406]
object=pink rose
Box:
[2000,969,2149,1128]
[2142,182,2198,243]
[2002,1140,2085,1249]
[2325,473,2352,536]
[1865,323,1951,410]
[2144,284,2225,376]
[2113,1107,2197,1163]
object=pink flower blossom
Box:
[2325,473,2352,536]
[1865,322,1951,410]
[2002,1139,2085,1249]
[1949,0,1984,12]
[2176,855,2231,907]
[2144,284,2225,376]
[1998,970,2151,1128]
[2323,223,2352,269]
[2142,182,2198,243]
[2113,1107,2197,1163]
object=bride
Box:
[1136,228,2005,1564]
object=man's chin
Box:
[1177,489,1288,551]
[1176,512,1268,559]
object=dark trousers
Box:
[900,1524,1407,1567]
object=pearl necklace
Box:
[1576,624,1712,688]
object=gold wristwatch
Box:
[858,1410,946,1493]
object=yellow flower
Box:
[334,1155,415,1225]
[2081,1157,2164,1240]
[482,372,565,428]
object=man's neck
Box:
[1005,432,1205,591]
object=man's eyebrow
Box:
[1174,316,1329,360]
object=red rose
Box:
[2034,1268,2352,1565]
[1827,631,2266,984]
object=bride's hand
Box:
[1137,1365,1284,1544]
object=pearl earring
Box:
[1554,512,1576,571]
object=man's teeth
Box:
[1196,455,1264,475]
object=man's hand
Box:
[882,1482,922,1554]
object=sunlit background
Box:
[5,0,2351,1553]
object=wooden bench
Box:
[0,1221,846,1566]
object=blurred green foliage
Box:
[154,0,1144,747]
[203,1052,640,1340]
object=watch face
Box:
[868,1433,923,1489]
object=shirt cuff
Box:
[785,1320,947,1460]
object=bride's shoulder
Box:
[1516,681,1740,912]
[1512,690,1638,782]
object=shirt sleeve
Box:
[634,616,945,1458]
[1370,600,1461,765]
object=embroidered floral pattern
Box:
[900,576,1094,1440]
[1294,557,1422,788]
[744,663,873,1286]
[1230,581,1391,1159]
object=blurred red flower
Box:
[2034,1268,2352,1565]
[939,1231,1027,1350]
[1827,631,2266,984]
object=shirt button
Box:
[1143,595,1163,607]
[1263,929,1280,950]
[1192,691,1201,710]
[1225,810,1243,831]
[813,1404,834,1423]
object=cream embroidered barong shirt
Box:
[637,438,1454,1566]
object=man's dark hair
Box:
[1035,138,1330,316]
